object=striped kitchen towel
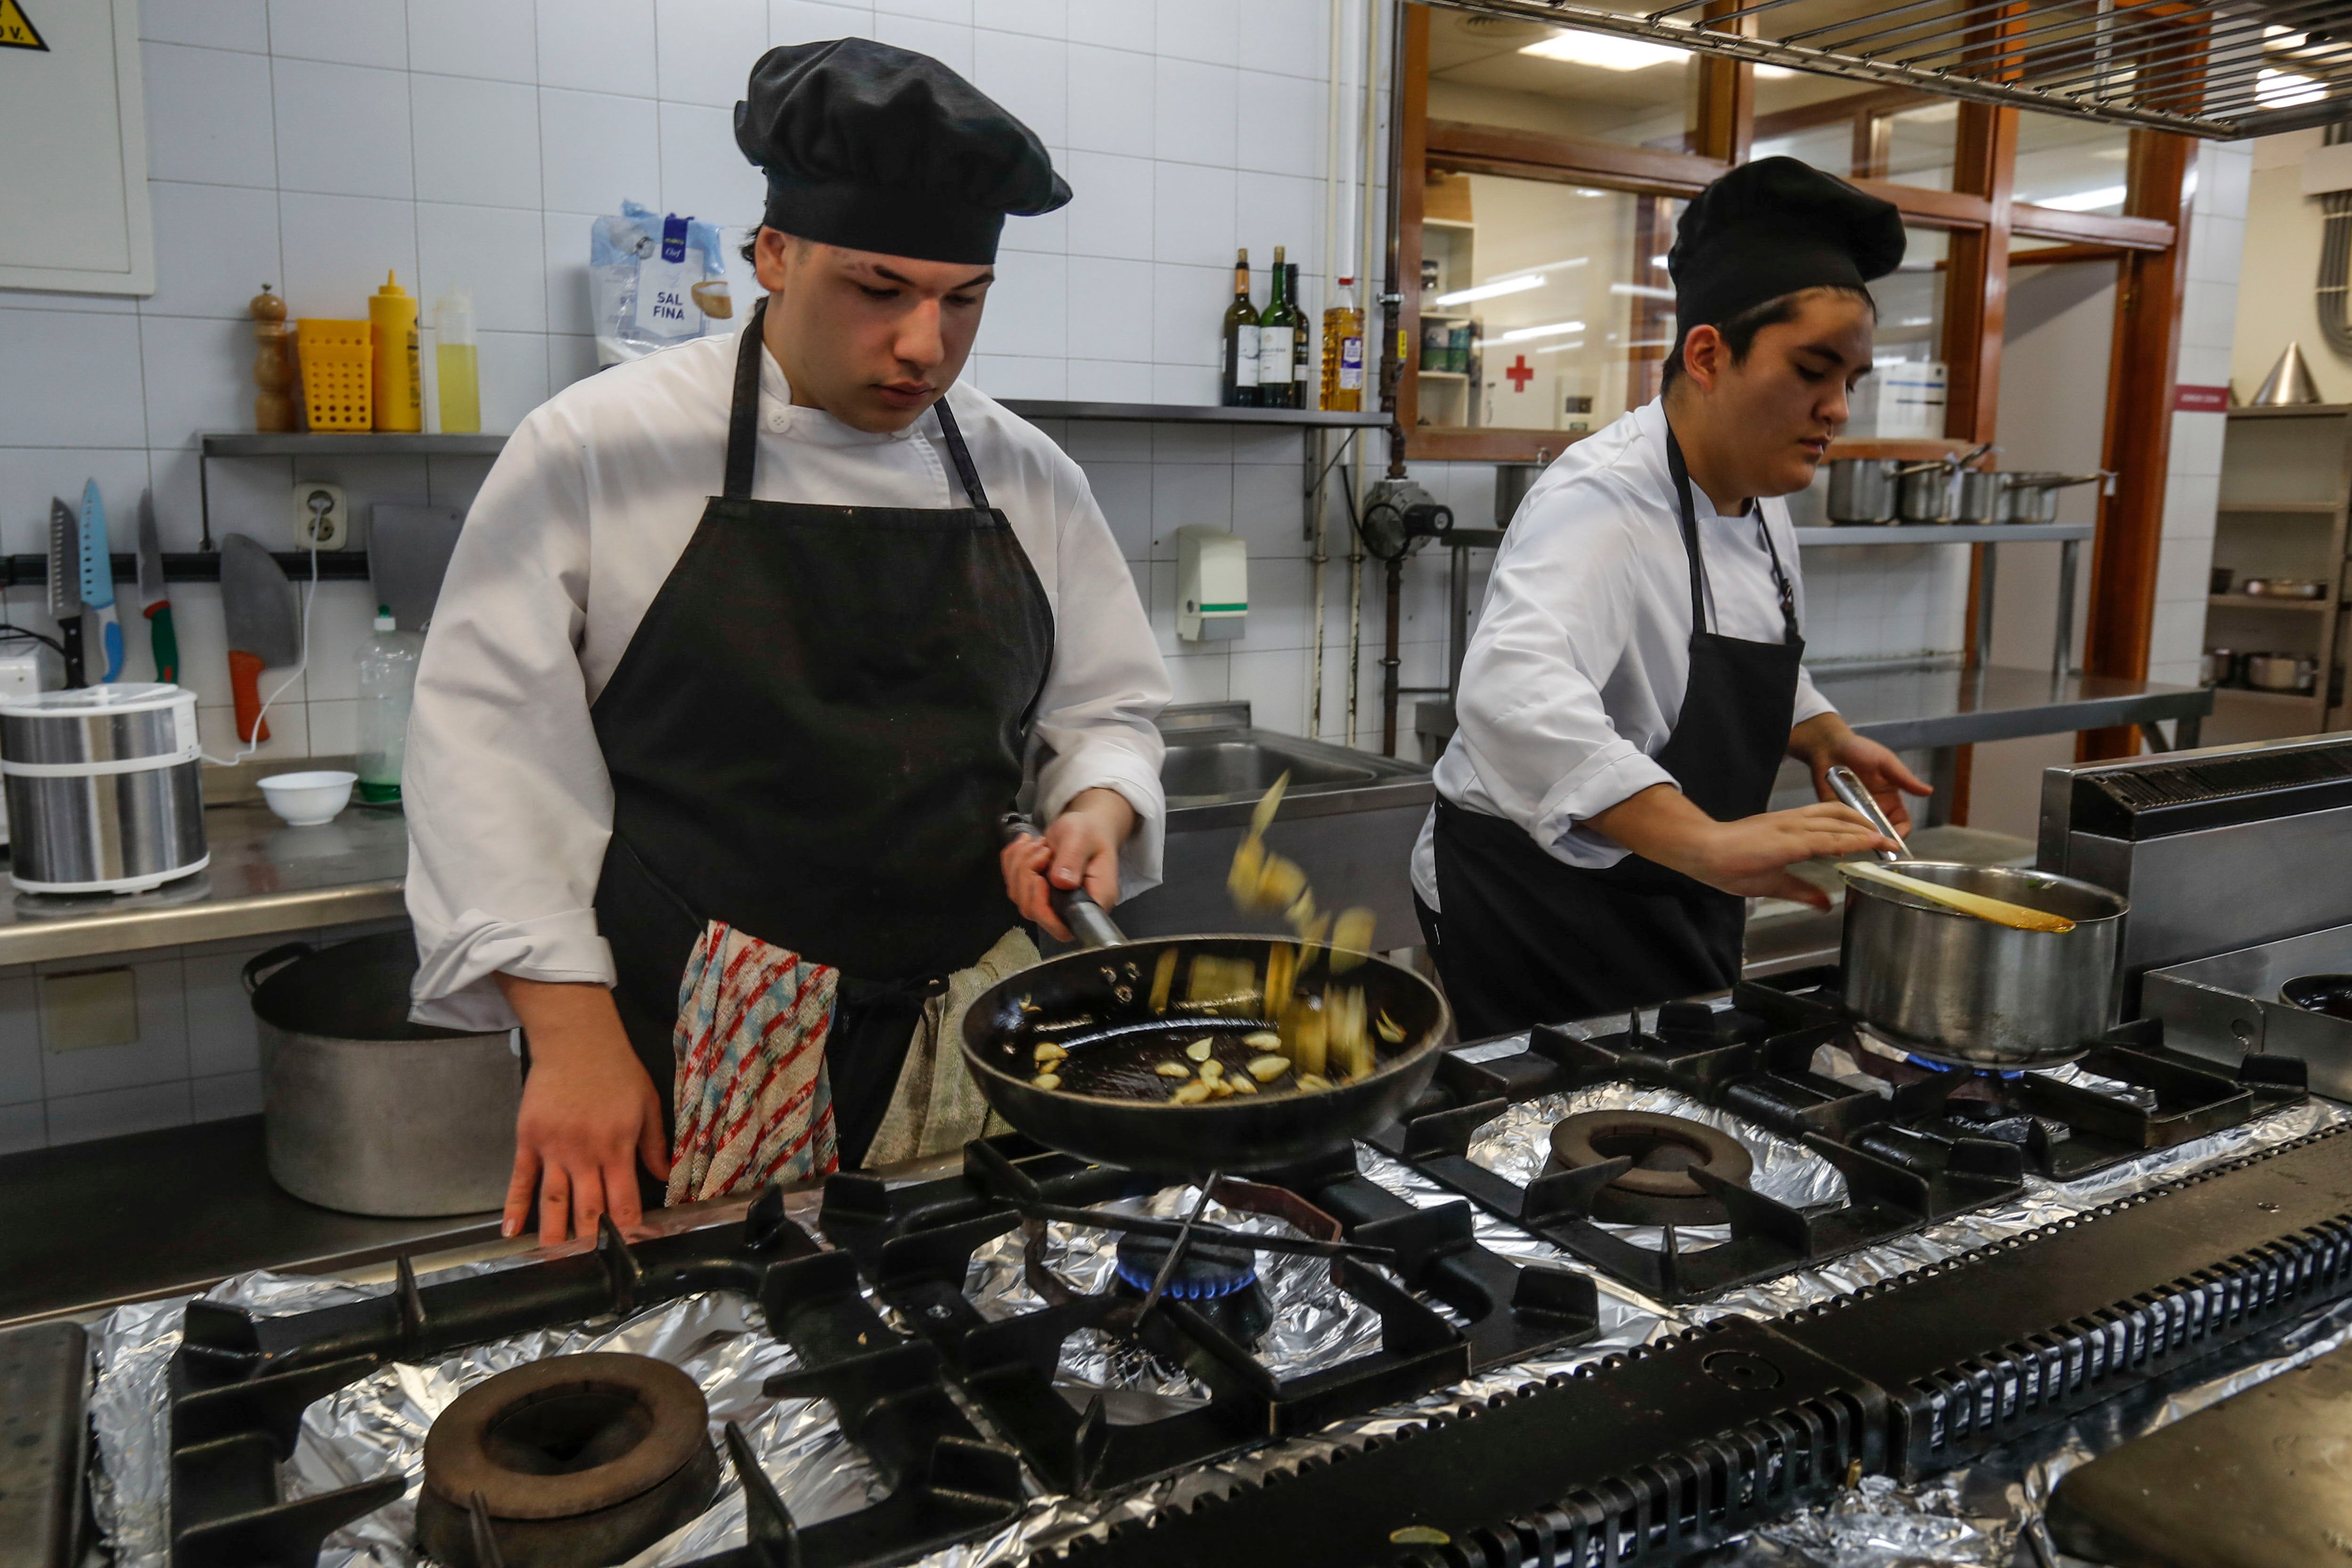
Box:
[665,920,840,1204]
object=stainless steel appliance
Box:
[2142,920,2352,1096]
[2039,732,2352,1010]
[0,684,207,895]
[246,933,520,1216]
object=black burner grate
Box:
[1366,973,2305,1304]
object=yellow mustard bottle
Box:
[369,270,422,432]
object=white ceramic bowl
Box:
[259,770,357,828]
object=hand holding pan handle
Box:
[1000,813,1129,950]
[1828,765,1907,862]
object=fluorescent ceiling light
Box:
[2031,185,2126,211]
[1610,281,1677,300]
[2259,68,2325,107]
[1433,274,1546,307]
[1521,30,1688,71]
[1498,320,1588,343]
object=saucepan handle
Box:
[1828,765,1907,862]
[999,813,1131,950]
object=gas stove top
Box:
[91,982,2352,1568]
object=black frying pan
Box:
[959,887,1453,1174]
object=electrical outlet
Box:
[293,481,349,550]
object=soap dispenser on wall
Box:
[1175,526,1248,643]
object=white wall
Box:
[0,0,1452,770]
[2233,129,2344,402]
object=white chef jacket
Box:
[406,326,1172,1032]
[1410,399,1834,911]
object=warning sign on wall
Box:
[0,0,47,49]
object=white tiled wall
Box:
[2148,139,2252,690]
[0,0,1443,758]
[0,919,410,1153]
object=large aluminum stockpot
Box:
[0,684,207,894]
[1825,458,1899,523]
[1840,862,2128,1068]
[247,933,520,1215]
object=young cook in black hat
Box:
[403,40,1171,1244]
[1410,157,1929,1037]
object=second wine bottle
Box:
[1254,246,1303,410]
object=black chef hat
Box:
[1668,157,1905,330]
[735,38,1071,266]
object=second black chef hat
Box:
[735,38,1071,265]
[1668,156,1905,331]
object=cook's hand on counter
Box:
[1789,714,1931,837]
[1002,787,1137,942]
[1590,784,1896,910]
[495,976,672,1247]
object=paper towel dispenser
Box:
[1176,526,1247,643]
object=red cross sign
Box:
[1504,354,1534,391]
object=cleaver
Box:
[220,534,299,743]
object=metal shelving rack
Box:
[2209,405,2352,739]
[1795,520,2096,684]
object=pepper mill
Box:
[251,284,295,433]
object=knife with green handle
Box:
[135,490,177,683]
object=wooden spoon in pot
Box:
[1837,860,2077,934]
[1824,766,2075,934]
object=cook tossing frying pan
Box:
[959,885,1454,1174]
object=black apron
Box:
[588,301,1054,1165]
[1422,423,1803,1038]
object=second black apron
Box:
[589,303,1054,1165]
[1424,423,1804,1038]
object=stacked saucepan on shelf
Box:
[1824,447,2112,525]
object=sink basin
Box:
[1162,740,1380,805]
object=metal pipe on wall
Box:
[1375,0,1407,754]
[1308,0,1347,743]
[1346,0,1388,748]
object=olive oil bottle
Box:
[1320,276,1365,411]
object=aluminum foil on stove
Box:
[1464,1083,1851,1251]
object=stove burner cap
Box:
[416,1352,721,1568]
[1113,1231,1260,1299]
[1546,1110,1756,1226]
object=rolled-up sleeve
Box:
[404,411,617,1031]
[1454,499,1674,857]
[1030,477,1172,897]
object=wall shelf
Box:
[2215,501,2340,514]
[2211,412,2352,742]
[196,402,1391,545]
[1794,523,2093,545]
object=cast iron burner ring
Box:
[416,1352,721,1568]
[1547,1109,1756,1226]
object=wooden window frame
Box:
[1395,3,2181,472]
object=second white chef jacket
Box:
[405,325,1172,1032]
[1410,398,1834,911]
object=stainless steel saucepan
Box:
[1827,768,2128,1068]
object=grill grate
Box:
[1425,0,2352,140]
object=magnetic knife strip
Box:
[1021,1123,2352,1568]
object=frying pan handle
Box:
[1000,812,1130,950]
[1828,765,1907,862]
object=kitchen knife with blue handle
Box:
[79,479,122,683]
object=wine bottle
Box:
[1256,246,1298,410]
[1287,263,1311,401]
[1320,275,1365,411]
[1220,249,1259,408]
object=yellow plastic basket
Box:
[296,319,374,432]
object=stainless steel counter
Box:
[1811,661,2211,750]
[0,802,407,966]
